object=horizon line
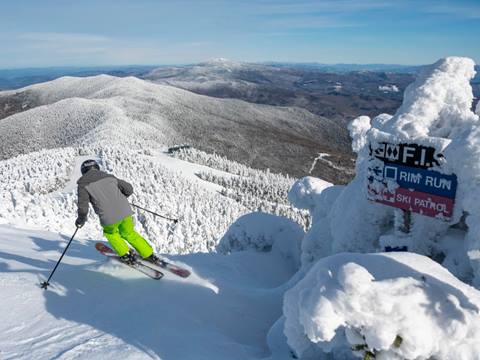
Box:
[0,61,428,72]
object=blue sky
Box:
[1,0,479,68]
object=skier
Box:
[75,159,159,265]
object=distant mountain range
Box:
[0,75,352,183]
[0,62,418,88]
[1,60,478,183]
[0,65,158,90]
[262,62,424,73]
[2,61,477,118]
[144,59,419,123]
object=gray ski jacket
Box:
[77,169,133,226]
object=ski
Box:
[95,242,164,280]
[138,256,191,278]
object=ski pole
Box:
[130,203,178,223]
[40,227,80,290]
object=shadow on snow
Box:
[0,232,284,359]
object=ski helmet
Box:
[80,159,100,175]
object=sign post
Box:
[400,210,411,234]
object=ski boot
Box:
[145,253,162,264]
[120,250,137,265]
[144,253,191,278]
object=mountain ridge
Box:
[0,75,352,183]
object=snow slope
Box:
[0,224,295,360]
[0,112,306,358]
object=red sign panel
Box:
[367,185,454,219]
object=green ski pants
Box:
[102,216,153,258]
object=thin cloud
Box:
[16,33,113,56]
[251,0,400,15]
[18,32,112,43]
[266,16,361,29]
[424,3,480,19]
[8,32,217,66]
[246,1,389,30]
[177,41,214,49]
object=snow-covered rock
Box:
[288,176,333,215]
[217,212,304,270]
[284,252,480,360]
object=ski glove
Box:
[117,179,133,197]
[75,216,86,228]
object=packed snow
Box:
[0,224,295,360]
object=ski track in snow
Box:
[151,149,237,193]
[308,152,353,175]
[0,224,294,360]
